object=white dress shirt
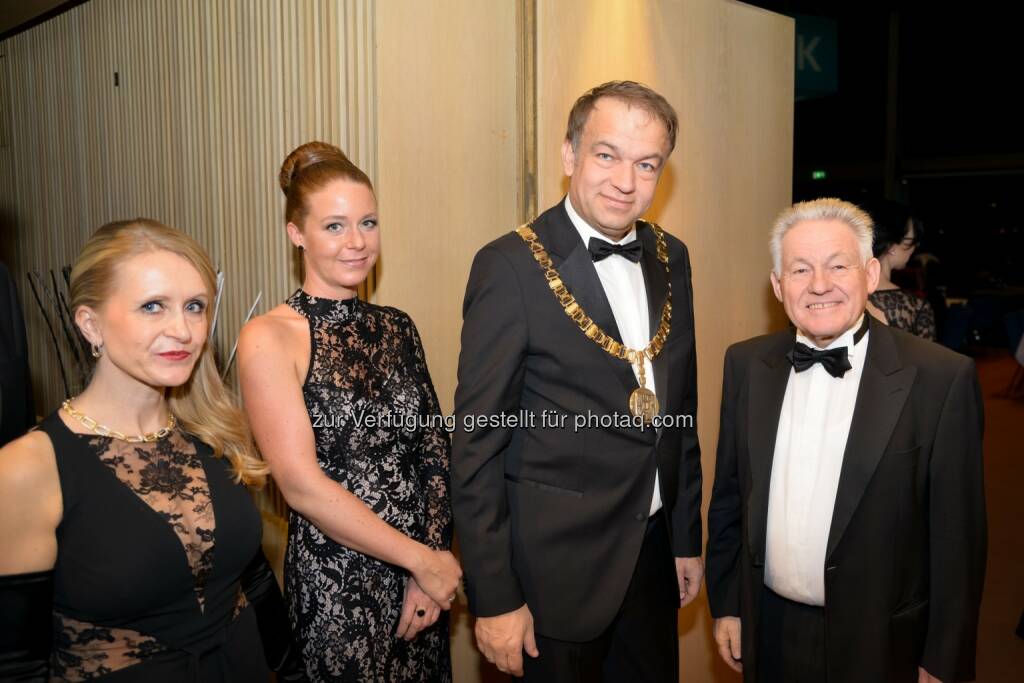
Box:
[564,197,663,516]
[764,316,869,605]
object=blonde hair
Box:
[770,197,874,274]
[70,219,269,487]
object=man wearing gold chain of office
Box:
[453,81,703,682]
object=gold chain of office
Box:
[515,222,672,423]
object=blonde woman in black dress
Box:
[238,142,459,682]
[0,220,303,681]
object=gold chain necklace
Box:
[515,222,672,423]
[61,398,176,442]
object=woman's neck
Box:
[301,275,358,301]
[71,365,170,435]
[877,257,896,289]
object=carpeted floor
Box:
[974,352,1023,682]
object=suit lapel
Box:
[746,333,794,565]
[639,222,670,415]
[826,319,916,560]
[535,203,638,396]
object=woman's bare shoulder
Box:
[0,430,58,490]
[0,430,61,572]
[240,304,307,348]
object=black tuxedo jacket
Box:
[452,201,701,641]
[0,262,34,446]
[706,317,986,682]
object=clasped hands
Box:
[397,548,462,640]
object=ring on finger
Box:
[415,608,426,617]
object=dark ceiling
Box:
[0,0,85,41]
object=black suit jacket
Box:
[0,262,34,446]
[706,317,986,682]
[452,201,701,641]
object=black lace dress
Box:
[868,288,937,340]
[36,412,268,681]
[283,290,453,682]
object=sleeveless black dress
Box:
[282,290,453,682]
[37,412,268,682]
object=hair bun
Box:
[279,141,350,195]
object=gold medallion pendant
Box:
[629,387,659,422]
[516,221,672,426]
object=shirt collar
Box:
[564,196,637,247]
[795,314,869,356]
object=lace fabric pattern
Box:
[283,289,452,683]
[38,408,269,683]
[92,431,216,612]
[869,288,937,341]
[48,429,219,679]
[50,612,166,681]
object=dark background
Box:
[747,2,1023,350]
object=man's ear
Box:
[864,256,881,294]
[769,270,783,303]
[561,139,577,178]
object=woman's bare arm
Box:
[236,315,460,605]
[0,431,62,575]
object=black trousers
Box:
[757,587,827,683]
[522,512,679,683]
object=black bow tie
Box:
[588,237,643,263]
[787,343,852,378]
[786,316,870,378]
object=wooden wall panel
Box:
[374,1,522,679]
[374,0,522,416]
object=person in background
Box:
[237,142,458,682]
[864,198,937,340]
[0,219,304,681]
[0,261,34,447]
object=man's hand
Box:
[474,604,539,677]
[396,577,441,640]
[675,556,704,608]
[918,667,943,683]
[713,617,743,672]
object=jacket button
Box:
[634,513,646,522]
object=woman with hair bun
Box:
[0,219,305,681]
[238,142,457,681]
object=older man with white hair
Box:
[705,198,986,683]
